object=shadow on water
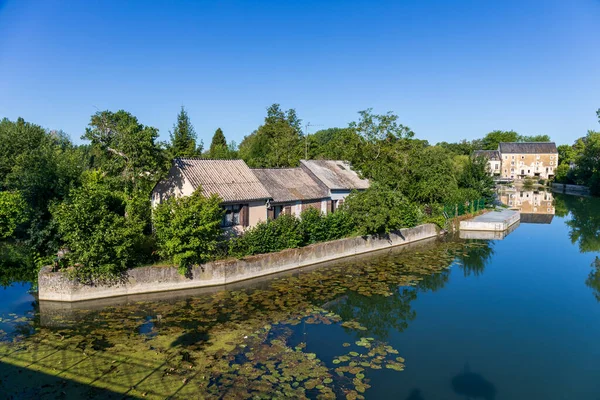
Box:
[451,364,496,400]
[0,362,126,399]
[405,388,425,400]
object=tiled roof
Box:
[251,168,329,203]
[300,160,370,190]
[473,150,501,160]
[498,142,558,154]
[175,158,271,203]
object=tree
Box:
[0,191,28,239]
[152,189,223,273]
[520,134,551,142]
[343,185,422,235]
[169,106,201,158]
[51,171,149,281]
[83,110,166,192]
[206,128,236,159]
[238,104,303,168]
[456,156,495,203]
[481,130,519,150]
[597,108,599,124]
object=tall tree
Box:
[238,104,303,167]
[520,134,551,142]
[481,130,519,150]
[210,128,227,151]
[169,106,201,158]
[206,128,236,159]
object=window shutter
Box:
[284,206,292,215]
[267,207,275,220]
[326,200,332,214]
[241,204,249,227]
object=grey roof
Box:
[251,168,329,203]
[175,158,271,203]
[299,160,370,190]
[498,142,558,154]
[473,150,501,160]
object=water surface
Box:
[1,192,599,399]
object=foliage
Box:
[83,110,166,193]
[298,207,356,244]
[168,106,201,158]
[343,186,422,235]
[239,104,303,168]
[0,242,36,287]
[481,130,519,150]
[228,214,303,257]
[206,128,237,159]
[152,189,223,273]
[0,191,28,239]
[50,171,149,282]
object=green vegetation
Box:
[554,110,600,195]
[153,189,224,273]
[0,104,497,281]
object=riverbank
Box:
[39,223,441,302]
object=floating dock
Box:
[459,208,520,232]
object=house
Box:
[473,150,501,176]
[498,142,558,180]
[299,160,370,212]
[151,158,271,231]
[251,168,330,219]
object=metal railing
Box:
[443,199,486,219]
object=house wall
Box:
[248,201,267,228]
[500,153,558,179]
[151,165,194,207]
[488,160,501,175]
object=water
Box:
[0,192,599,399]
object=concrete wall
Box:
[552,183,590,194]
[38,223,440,302]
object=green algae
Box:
[0,238,491,398]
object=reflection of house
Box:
[499,189,555,223]
[498,142,558,180]
[251,168,330,219]
[473,150,501,176]
[151,159,271,231]
[299,160,370,212]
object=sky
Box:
[0,0,599,147]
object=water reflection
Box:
[585,257,600,302]
[498,188,555,224]
[456,240,495,277]
[554,194,600,253]
[451,364,497,400]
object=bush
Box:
[153,189,223,274]
[0,191,28,239]
[343,186,423,235]
[51,171,148,282]
[228,214,303,257]
[298,207,356,244]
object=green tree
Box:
[481,130,519,150]
[169,106,201,158]
[51,171,149,281]
[343,185,422,235]
[456,156,495,203]
[238,104,303,167]
[0,191,28,239]
[206,128,236,159]
[152,189,223,273]
[83,110,166,192]
[520,134,551,142]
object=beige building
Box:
[473,150,501,176]
[151,159,271,232]
[498,142,558,180]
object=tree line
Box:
[1,104,500,281]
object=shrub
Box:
[298,207,357,244]
[228,214,303,257]
[51,171,148,282]
[0,191,28,239]
[343,186,423,235]
[153,189,223,274]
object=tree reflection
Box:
[0,242,36,287]
[554,194,600,253]
[451,363,496,400]
[585,257,600,302]
[456,241,495,278]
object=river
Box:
[0,192,599,399]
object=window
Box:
[511,168,514,172]
[495,164,499,169]
[521,155,525,159]
[222,204,242,227]
[512,155,515,159]
[550,161,553,165]
[511,161,515,166]
[550,156,554,160]
[504,156,508,160]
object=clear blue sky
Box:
[1,0,599,147]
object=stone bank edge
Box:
[38,223,441,302]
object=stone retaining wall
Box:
[38,223,440,302]
[552,183,590,194]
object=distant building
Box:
[473,150,501,176]
[299,160,370,212]
[151,158,271,231]
[498,142,558,180]
[498,189,555,224]
[251,168,330,219]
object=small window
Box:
[495,164,499,169]
[550,156,554,160]
[550,161,553,165]
[512,155,515,159]
[511,161,515,165]
[504,156,508,160]
[521,155,525,159]
[222,205,241,227]
[547,208,551,212]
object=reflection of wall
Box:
[499,190,555,215]
[500,153,557,179]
